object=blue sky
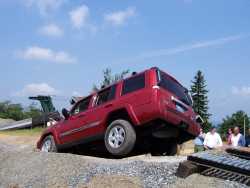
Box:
[0,0,250,123]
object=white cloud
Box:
[23,0,66,16]
[232,86,250,96]
[72,91,82,97]
[104,7,136,26]
[130,34,249,61]
[15,83,59,96]
[69,5,89,29]
[38,24,63,38]
[17,46,77,64]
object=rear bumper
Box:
[161,106,200,137]
[134,99,200,137]
[151,90,200,137]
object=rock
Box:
[176,161,200,178]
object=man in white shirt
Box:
[231,126,245,147]
[204,127,223,149]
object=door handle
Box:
[104,103,113,108]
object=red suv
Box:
[37,67,201,156]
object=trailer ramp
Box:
[177,150,250,186]
[0,118,32,131]
[201,167,250,185]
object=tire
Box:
[151,139,177,156]
[105,119,136,156]
[41,135,58,152]
[166,140,177,156]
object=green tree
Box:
[190,70,211,132]
[219,110,250,139]
[0,101,42,121]
[24,103,42,119]
[93,68,129,91]
[0,101,25,120]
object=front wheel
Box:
[41,135,57,152]
[105,119,136,157]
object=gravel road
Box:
[0,136,249,188]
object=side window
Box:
[71,97,91,115]
[122,73,145,95]
[96,85,117,106]
[108,84,117,101]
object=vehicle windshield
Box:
[158,70,192,106]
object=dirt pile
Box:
[0,147,183,188]
[0,135,248,188]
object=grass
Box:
[0,127,45,136]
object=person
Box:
[193,128,205,152]
[230,126,245,147]
[204,127,223,150]
[226,128,233,145]
[245,128,250,147]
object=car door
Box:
[119,72,152,123]
[84,85,117,136]
[58,96,92,144]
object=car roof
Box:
[71,67,186,105]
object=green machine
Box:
[29,96,61,126]
[29,96,56,113]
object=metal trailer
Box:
[177,148,250,186]
[0,118,32,131]
[0,96,61,131]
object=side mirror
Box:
[62,108,70,120]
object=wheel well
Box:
[41,133,53,143]
[106,109,133,127]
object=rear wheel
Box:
[151,139,177,156]
[41,135,57,152]
[166,140,178,155]
[105,119,136,157]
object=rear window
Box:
[122,73,145,95]
[159,71,192,106]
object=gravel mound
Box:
[0,149,182,188]
[0,142,248,188]
[87,175,142,188]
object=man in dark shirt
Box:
[246,128,250,147]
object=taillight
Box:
[152,85,160,89]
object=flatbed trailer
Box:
[0,118,32,131]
